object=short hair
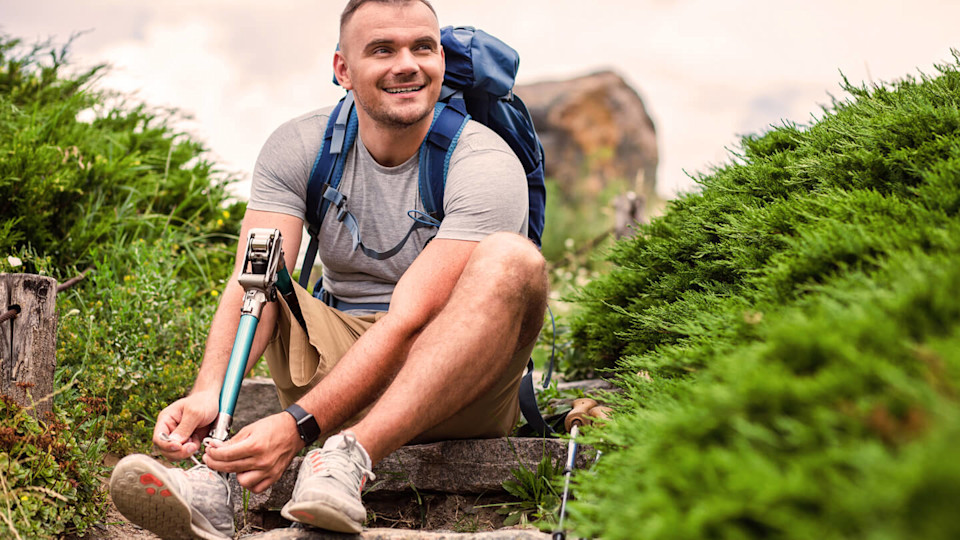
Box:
[339,0,438,38]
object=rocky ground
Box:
[74,377,612,539]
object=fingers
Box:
[153,395,216,462]
[203,431,257,472]
[154,402,191,460]
[171,404,209,442]
[237,469,284,494]
[202,415,302,492]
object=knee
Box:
[474,233,547,291]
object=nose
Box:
[391,47,420,76]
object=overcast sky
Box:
[5,0,960,200]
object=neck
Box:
[356,112,434,167]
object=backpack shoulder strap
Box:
[418,94,470,221]
[300,92,358,288]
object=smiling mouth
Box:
[384,85,424,94]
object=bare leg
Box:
[351,233,548,463]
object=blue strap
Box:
[301,93,358,289]
[518,358,556,437]
[321,183,441,261]
[419,99,469,219]
[313,278,390,313]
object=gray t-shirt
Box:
[247,106,528,306]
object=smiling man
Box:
[108,0,546,537]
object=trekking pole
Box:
[205,228,301,445]
[553,399,611,540]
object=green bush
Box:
[1,34,240,537]
[568,53,960,539]
[0,34,244,273]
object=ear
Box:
[333,50,353,90]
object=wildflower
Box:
[123,275,132,282]
[211,290,219,297]
[216,219,224,227]
[222,210,231,219]
[7,256,22,267]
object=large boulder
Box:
[516,70,658,201]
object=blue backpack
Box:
[298,26,546,288]
[299,26,556,436]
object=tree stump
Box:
[0,274,58,419]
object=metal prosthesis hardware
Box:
[205,229,286,445]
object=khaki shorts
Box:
[264,282,534,443]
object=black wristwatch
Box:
[284,403,321,445]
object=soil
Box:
[63,497,158,540]
[65,471,517,539]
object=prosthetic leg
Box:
[205,228,302,445]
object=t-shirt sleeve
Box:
[247,110,330,218]
[435,123,528,242]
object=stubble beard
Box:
[354,77,436,129]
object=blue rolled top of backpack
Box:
[310,25,545,274]
[441,26,519,98]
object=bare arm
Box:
[203,237,479,492]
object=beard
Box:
[352,76,437,129]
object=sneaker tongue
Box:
[324,432,372,470]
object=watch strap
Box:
[284,403,321,445]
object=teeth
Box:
[385,86,422,94]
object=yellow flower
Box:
[210,290,219,297]
[216,219,224,227]
[222,210,230,219]
[123,275,132,282]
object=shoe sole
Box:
[281,500,363,534]
[109,455,229,540]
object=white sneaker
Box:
[109,454,234,540]
[280,432,375,533]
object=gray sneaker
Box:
[280,432,375,533]
[109,454,234,540]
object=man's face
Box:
[335,1,444,130]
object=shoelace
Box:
[305,447,376,488]
[184,463,231,492]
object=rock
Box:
[232,438,595,516]
[233,377,283,432]
[516,70,658,202]
[556,379,619,393]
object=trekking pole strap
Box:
[518,358,556,437]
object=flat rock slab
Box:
[234,377,283,432]
[233,438,594,515]
[241,527,548,539]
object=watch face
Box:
[297,413,321,443]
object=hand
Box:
[153,390,219,461]
[203,412,305,493]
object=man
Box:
[108,0,547,538]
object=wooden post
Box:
[0,273,58,420]
[613,191,646,239]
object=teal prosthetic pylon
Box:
[205,228,300,445]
